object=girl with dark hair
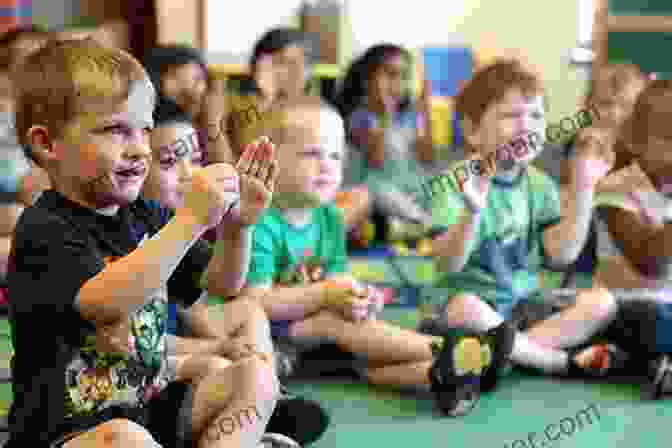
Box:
[246,27,313,108]
[336,44,435,228]
[142,45,234,165]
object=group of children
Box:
[0,20,669,448]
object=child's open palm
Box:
[571,128,616,190]
[460,156,493,212]
[227,136,278,227]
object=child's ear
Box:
[461,116,482,148]
[26,125,56,163]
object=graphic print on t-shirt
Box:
[64,233,171,418]
[275,249,328,287]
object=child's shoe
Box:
[266,385,330,446]
[259,433,302,447]
[642,354,672,400]
[274,341,299,381]
[481,322,516,393]
[428,332,492,417]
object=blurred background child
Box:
[335,44,434,229]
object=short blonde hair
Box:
[13,38,154,149]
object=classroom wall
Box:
[207,0,586,121]
[32,0,80,29]
[448,0,587,122]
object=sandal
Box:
[428,332,492,417]
[642,354,672,400]
[481,322,516,393]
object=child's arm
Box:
[600,207,672,279]
[76,164,238,326]
[430,162,489,273]
[543,128,615,268]
[431,209,481,273]
[243,278,366,322]
[350,110,386,168]
[414,80,434,163]
[205,137,278,298]
[200,78,235,164]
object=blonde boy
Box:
[241,98,497,417]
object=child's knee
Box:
[442,294,486,326]
[234,297,269,326]
[574,288,618,321]
[238,355,279,403]
[95,418,157,447]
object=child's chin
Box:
[272,191,322,209]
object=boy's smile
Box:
[465,89,546,177]
[41,79,155,213]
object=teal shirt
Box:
[246,205,348,288]
[431,164,562,315]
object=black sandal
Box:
[428,332,492,417]
[642,354,672,400]
[481,322,516,393]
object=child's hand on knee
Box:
[323,277,377,323]
[215,339,270,363]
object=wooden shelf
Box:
[607,15,672,32]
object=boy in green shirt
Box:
[242,98,497,417]
[430,60,626,395]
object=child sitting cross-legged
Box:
[142,98,330,446]
[585,80,672,399]
[428,60,628,403]
[240,97,499,418]
[7,38,289,448]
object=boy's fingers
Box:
[265,160,279,190]
[236,140,258,173]
[253,137,273,177]
[255,140,274,181]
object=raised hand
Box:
[200,78,228,144]
[459,156,493,213]
[225,136,278,227]
[176,162,240,230]
[571,127,616,191]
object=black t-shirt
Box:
[6,190,212,446]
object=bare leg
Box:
[180,297,275,358]
[209,298,275,356]
[442,294,569,374]
[525,287,618,349]
[61,418,161,448]
[289,310,437,388]
[290,310,435,364]
[190,356,278,448]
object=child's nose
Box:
[125,139,151,161]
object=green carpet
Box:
[286,307,671,448]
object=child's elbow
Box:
[206,279,244,300]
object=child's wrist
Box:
[173,212,209,238]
